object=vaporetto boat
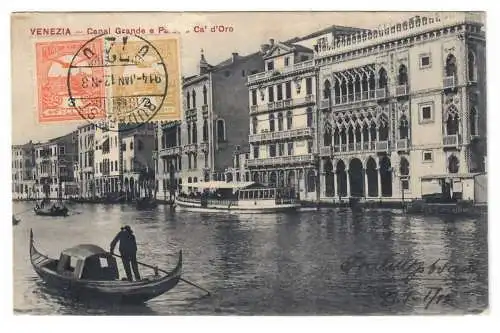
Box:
[175,181,300,213]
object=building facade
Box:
[155,49,265,198]
[315,13,486,202]
[76,124,95,198]
[33,132,78,199]
[225,147,251,183]
[12,142,36,199]
[246,26,362,201]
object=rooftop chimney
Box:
[260,43,270,54]
[232,52,239,62]
[269,38,275,46]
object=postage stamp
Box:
[35,39,105,123]
[37,34,181,130]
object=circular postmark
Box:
[67,34,168,132]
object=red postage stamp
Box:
[35,39,106,123]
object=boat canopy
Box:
[188,181,261,190]
[57,244,119,280]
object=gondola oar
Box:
[111,253,211,296]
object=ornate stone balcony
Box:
[250,95,315,115]
[201,105,208,115]
[396,138,409,151]
[395,84,409,97]
[443,134,461,147]
[375,88,387,100]
[249,127,314,143]
[184,143,198,154]
[199,142,209,152]
[443,76,456,89]
[325,140,389,155]
[247,154,314,167]
[319,146,332,156]
[159,146,182,157]
[247,60,315,84]
[185,107,197,118]
[83,166,94,173]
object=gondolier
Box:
[110,226,141,281]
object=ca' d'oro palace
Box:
[13,13,487,206]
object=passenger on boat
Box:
[110,225,141,281]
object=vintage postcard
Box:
[11,11,487,315]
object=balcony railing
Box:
[247,60,315,84]
[185,107,197,118]
[375,141,389,151]
[201,105,208,113]
[249,127,314,143]
[250,95,315,114]
[199,142,209,152]
[329,140,389,154]
[443,134,461,147]
[443,76,456,89]
[184,143,197,153]
[247,154,314,167]
[320,99,330,109]
[375,88,387,99]
[395,84,408,96]
[159,146,182,157]
[396,138,409,151]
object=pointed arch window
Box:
[445,54,457,77]
[398,64,408,85]
[446,106,460,135]
[252,116,258,135]
[203,120,208,142]
[470,107,478,136]
[378,67,388,90]
[468,51,477,82]
[448,155,459,174]
[399,116,409,139]
[323,80,331,100]
[334,79,341,103]
[186,91,191,109]
[323,122,332,146]
[203,85,208,105]
[187,123,192,144]
[192,90,197,108]
[192,122,197,144]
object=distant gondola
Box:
[29,229,183,304]
[34,205,69,217]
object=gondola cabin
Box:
[56,245,119,281]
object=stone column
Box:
[346,168,351,198]
[377,168,382,198]
[333,171,337,200]
[364,168,369,198]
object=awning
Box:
[421,173,482,180]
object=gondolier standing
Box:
[110,226,141,281]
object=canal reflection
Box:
[13,202,488,315]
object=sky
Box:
[11,11,460,145]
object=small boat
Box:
[175,181,300,213]
[29,229,182,303]
[12,215,20,225]
[34,205,69,217]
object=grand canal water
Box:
[12,202,488,315]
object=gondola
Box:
[34,205,69,217]
[29,229,183,303]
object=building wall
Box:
[211,53,265,173]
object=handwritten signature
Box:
[369,286,454,309]
[340,253,479,281]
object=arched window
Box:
[334,79,341,103]
[378,67,388,89]
[187,123,191,144]
[269,114,275,132]
[468,51,477,82]
[445,54,457,77]
[399,116,409,139]
[306,108,313,128]
[203,85,208,105]
[323,79,331,99]
[186,91,191,109]
[286,111,293,130]
[217,119,226,142]
[398,64,408,85]
[252,116,258,135]
[446,106,459,135]
[277,112,284,131]
[192,122,197,143]
[333,128,340,145]
[368,71,376,91]
[448,155,459,173]
[203,120,208,142]
[470,107,478,136]
[400,157,410,176]
[192,90,197,108]
[324,122,332,146]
